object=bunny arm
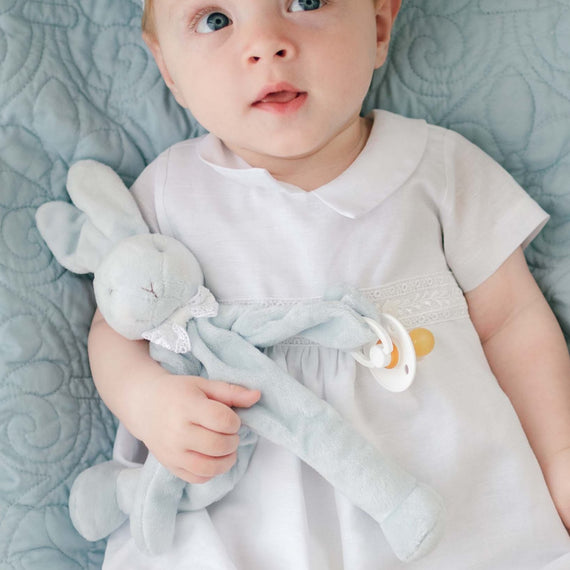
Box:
[186,316,444,563]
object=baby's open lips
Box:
[254,91,303,105]
[252,83,307,107]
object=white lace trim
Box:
[363,272,468,329]
[219,272,468,345]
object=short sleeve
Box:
[440,130,549,292]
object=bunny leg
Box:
[68,460,130,541]
[380,482,445,562]
[237,375,444,562]
[180,425,258,510]
[130,453,186,555]
[126,428,257,555]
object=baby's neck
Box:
[230,116,373,192]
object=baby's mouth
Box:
[251,83,308,114]
[255,91,303,105]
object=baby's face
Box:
[145,0,397,171]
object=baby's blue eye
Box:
[196,11,231,33]
[290,0,323,11]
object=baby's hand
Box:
[544,446,570,531]
[137,372,261,484]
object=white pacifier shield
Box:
[353,315,417,392]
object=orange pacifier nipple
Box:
[409,327,435,358]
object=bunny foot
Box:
[69,461,130,541]
[380,483,445,563]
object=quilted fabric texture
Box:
[0,0,568,568]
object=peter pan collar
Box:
[198,110,428,219]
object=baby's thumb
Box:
[200,379,261,409]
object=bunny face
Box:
[94,234,204,339]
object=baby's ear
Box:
[375,0,401,69]
[36,160,149,274]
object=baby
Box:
[90,0,570,568]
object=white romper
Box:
[103,111,570,569]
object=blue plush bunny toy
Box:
[36,160,444,563]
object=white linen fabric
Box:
[103,111,570,569]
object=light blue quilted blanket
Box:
[1,1,569,568]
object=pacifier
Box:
[351,315,434,392]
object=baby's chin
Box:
[223,136,336,171]
[233,113,367,162]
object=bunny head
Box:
[95,233,204,339]
[36,160,205,340]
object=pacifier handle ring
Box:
[352,314,417,393]
[352,317,393,368]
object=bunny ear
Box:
[66,160,149,242]
[35,160,150,274]
[36,201,107,273]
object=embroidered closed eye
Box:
[142,284,159,299]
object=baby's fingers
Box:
[178,450,238,481]
[198,378,261,410]
[186,424,240,457]
[195,398,244,434]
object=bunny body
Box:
[36,160,444,562]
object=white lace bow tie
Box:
[141,286,219,353]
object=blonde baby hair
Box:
[141,0,155,38]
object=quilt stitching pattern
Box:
[1,0,569,568]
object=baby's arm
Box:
[88,309,261,484]
[466,247,570,528]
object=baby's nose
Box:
[242,22,297,65]
[248,47,290,64]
